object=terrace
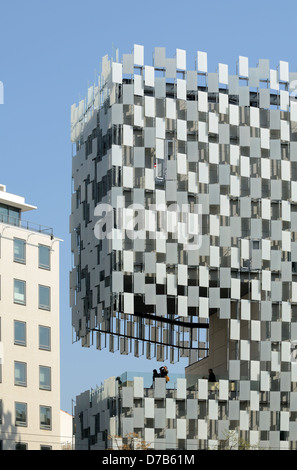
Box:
[0,213,53,237]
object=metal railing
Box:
[0,214,53,237]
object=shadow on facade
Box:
[0,410,22,450]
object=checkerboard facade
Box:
[71,45,297,448]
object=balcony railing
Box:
[0,214,53,237]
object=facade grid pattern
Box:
[71,46,297,448]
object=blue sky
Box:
[0,0,297,413]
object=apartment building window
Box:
[39,366,51,391]
[14,279,26,305]
[39,326,51,351]
[39,285,50,311]
[15,402,27,427]
[0,399,2,424]
[0,204,20,225]
[14,361,27,387]
[40,406,52,430]
[39,245,50,270]
[40,445,52,450]
[14,321,26,346]
[13,238,26,264]
[15,443,27,450]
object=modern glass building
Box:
[70,45,297,449]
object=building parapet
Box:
[0,213,53,237]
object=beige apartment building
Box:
[0,184,61,450]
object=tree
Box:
[218,431,261,450]
[108,432,152,450]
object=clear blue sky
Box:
[0,0,296,413]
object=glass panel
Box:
[14,362,27,386]
[14,321,26,346]
[8,207,20,226]
[39,366,51,390]
[15,402,27,426]
[0,204,20,225]
[39,245,50,270]
[14,239,25,263]
[0,205,8,223]
[40,406,51,430]
[14,280,26,305]
[39,285,50,310]
[39,326,51,350]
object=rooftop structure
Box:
[0,185,53,236]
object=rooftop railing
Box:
[0,214,53,237]
[119,371,185,390]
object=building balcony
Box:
[0,214,53,237]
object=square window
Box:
[14,239,26,264]
[40,406,51,430]
[0,204,20,225]
[39,285,50,311]
[253,240,260,250]
[39,326,51,351]
[15,443,27,450]
[14,280,26,305]
[39,366,51,391]
[14,361,27,387]
[14,321,26,346]
[39,245,50,270]
[15,402,27,427]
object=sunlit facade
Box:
[71,46,297,449]
[0,185,61,450]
